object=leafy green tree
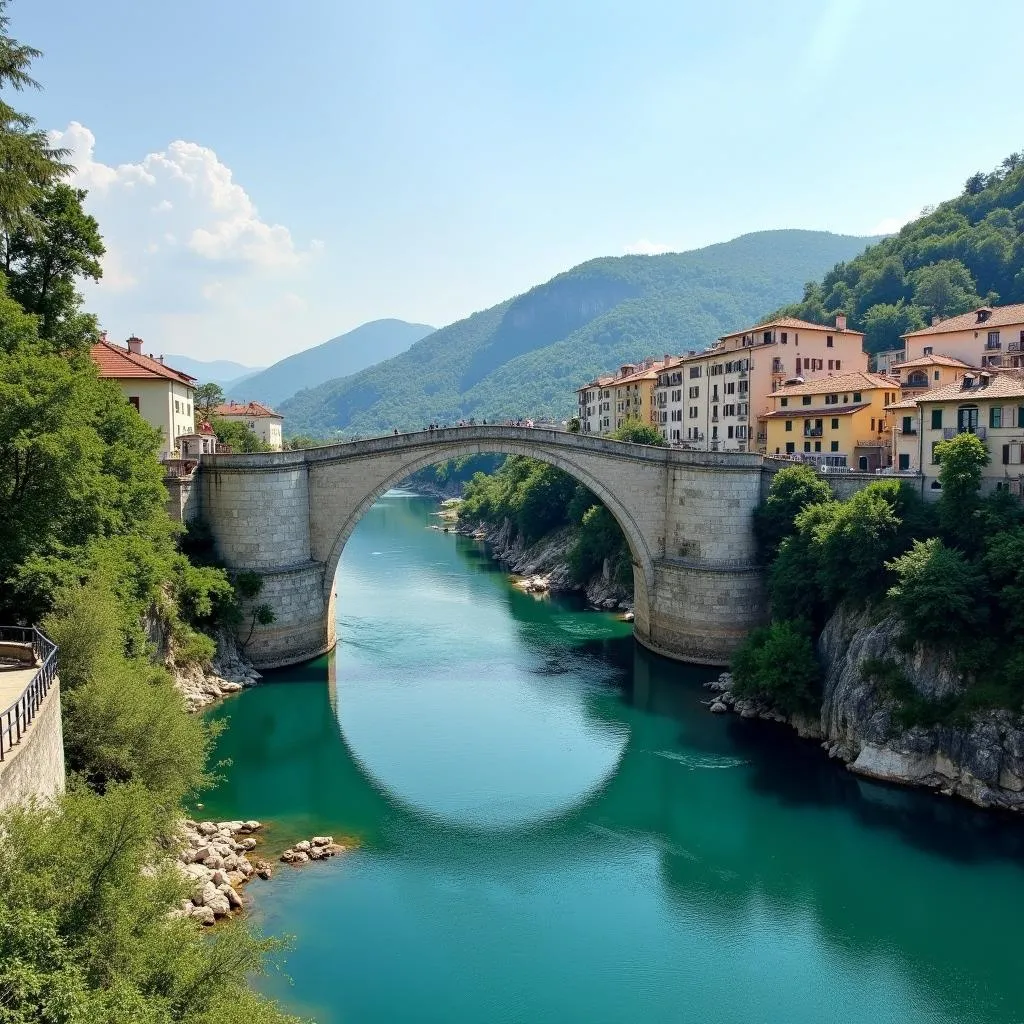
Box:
[860,300,924,355]
[209,415,270,453]
[910,260,981,320]
[610,420,666,446]
[5,183,104,343]
[0,2,69,253]
[195,381,225,420]
[514,462,577,542]
[0,784,304,1024]
[731,621,821,715]
[983,527,1024,636]
[886,538,986,643]
[568,503,630,584]
[753,465,834,563]
[802,481,905,605]
[935,431,990,547]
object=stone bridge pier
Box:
[197,426,767,669]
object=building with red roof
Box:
[91,335,197,457]
[212,400,284,450]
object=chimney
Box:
[961,373,976,390]
[126,335,143,355]
[976,307,992,323]
[835,314,847,331]
[979,371,991,387]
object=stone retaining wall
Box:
[0,679,65,812]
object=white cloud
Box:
[624,239,674,255]
[46,122,330,363]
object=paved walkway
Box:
[0,666,38,713]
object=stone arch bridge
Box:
[197,426,768,669]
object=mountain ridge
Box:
[281,230,879,436]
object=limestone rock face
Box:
[817,605,1024,811]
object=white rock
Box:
[223,886,243,909]
[207,891,231,917]
[198,821,218,836]
[710,701,728,714]
[292,851,310,863]
[311,836,333,847]
[243,820,262,832]
[294,840,311,853]
[210,869,230,886]
[191,905,215,925]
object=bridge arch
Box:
[197,425,770,669]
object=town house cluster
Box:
[576,303,1024,495]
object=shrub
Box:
[754,465,834,562]
[731,621,821,715]
[609,420,666,446]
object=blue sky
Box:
[15,0,1024,364]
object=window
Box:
[785,442,795,454]
[957,405,978,434]
[987,330,1001,350]
[825,394,838,405]
[725,382,736,395]
[924,346,933,355]
[902,415,913,433]
[831,418,839,430]
[990,406,1003,429]
[689,386,699,399]
[934,370,940,381]
[852,392,862,402]
[175,400,180,413]
[931,441,943,464]
[931,409,943,429]
[826,335,834,347]
[689,406,698,419]
[836,360,841,370]
[780,397,788,407]
[870,418,875,432]
[689,366,701,379]
[898,453,910,471]
[814,441,822,452]
[785,420,793,432]
[802,395,812,405]
[727,426,734,439]
[711,426,719,439]
[780,332,788,344]
[828,360,834,370]
[1018,406,1024,428]
[128,396,140,411]
[831,441,839,452]
[795,357,802,372]
[804,441,811,452]
[187,403,192,416]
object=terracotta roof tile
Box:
[212,400,281,419]
[903,304,1024,338]
[763,402,871,419]
[904,370,1024,404]
[892,354,975,370]
[721,316,865,339]
[769,371,899,398]
[91,339,196,385]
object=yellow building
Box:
[892,353,975,397]
[764,371,900,471]
[896,370,1024,493]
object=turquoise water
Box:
[202,491,1024,1024]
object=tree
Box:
[935,431,990,547]
[610,420,667,446]
[5,183,104,343]
[234,570,276,653]
[731,621,820,715]
[195,381,224,420]
[209,415,269,453]
[0,2,70,252]
[910,260,981,320]
[964,171,987,195]
[753,465,834,563]
[860,300,924,356]
[886,538,986,643]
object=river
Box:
[200,490,1024,1024]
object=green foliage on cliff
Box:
[731,622,821,714]
[772,153,1024,354]
[458,456,633,588]
[281,230,878,435]
[747,435,1024,720]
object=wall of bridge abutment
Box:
[197,428,769,669]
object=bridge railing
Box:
[0,626,58,763]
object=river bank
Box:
[456,516,633,612]
[705,604,1024,814]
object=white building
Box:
[91,335,197,457]
[212,401,284,450]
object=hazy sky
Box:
[15,0,1024,364]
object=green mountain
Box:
[281,230,878,437]
[773,154,1024,355]
[227,318,435,407]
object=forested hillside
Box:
[227,318,434,407]
[775,154,1024,354]
[281,230,877,436]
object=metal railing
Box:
[0,626,57,762]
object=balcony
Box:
[1010,341,1021,353]
[985,340,1002,351]
[803,428,823,438]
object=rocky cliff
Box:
[713,605,1024,812]
[459,517,633,611]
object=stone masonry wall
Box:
[0,680,65,813]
